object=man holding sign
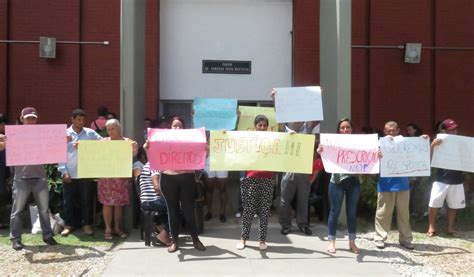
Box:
[374,121,414,250]
[0,108,58,250]
[58,109,103,237]
[271,89,318,236]
[427,119,466,237]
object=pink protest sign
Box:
[320,134,380,174]
[147,128,207,170]
[5,124,67,166]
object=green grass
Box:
[0,229,123,248]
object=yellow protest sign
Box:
[78,140,132,178]
[210,131,315,174]
[237,106,278,132]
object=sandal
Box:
[426,231,437,237]
[114,230,128,238]
[349,245,360,254]
[104,231,113,240]
[327,247,336,254]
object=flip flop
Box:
[327,247,336,254]
[426,231,437,237]
[104,232,113,240]
[114,230,128,238]
[349,246,360,254]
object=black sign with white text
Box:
[202,60,251,74]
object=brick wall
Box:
[145,0,160,119]
[352,0,474,136]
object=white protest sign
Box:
[320,133,379,174]
[379,136,431,177]
[431,134,474,173]
[274,86,323,123]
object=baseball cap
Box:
[441,119,458,130]
[21,107,38,119]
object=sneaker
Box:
[236,242,246,250]
[400,240,415,250]
[82,225,94,236]
[280,227,291,235]
[204,213,212,221]
[43,237,58,246]
[259,242,268,250]
[299,226,313,235]
[219,214,227,223]
[235,211,242,218]
[254,214,258,218]
[374,240,385,249]
[12,240,24,251]
[61,226,73,236]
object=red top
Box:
[312,159,324,174]
[246,170,274,179]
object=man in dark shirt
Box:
[427,119,466,237]
[0,108,58,250]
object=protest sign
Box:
[193,97,238,130]
[379,136,431,177]
[274,86,323,123]
[147,128,207,170]
[77,140,132,178]
[431,134,474,173]
[237,106,278,132]
[5,124,67,166]
[320,134,379,174]
[209,131,315,174]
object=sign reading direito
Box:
[202,60,251,74]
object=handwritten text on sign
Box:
[148,128,207,170]
[210,131,315,174]
[320,134,380,174]
[380,136,431,177]
[193,98,238,130]
[77,140,132,178]
[5,124,67,166]
[431,134,474,173]
[274,86,323,123]
[237,106,278,132]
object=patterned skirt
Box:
[97,178,130,206]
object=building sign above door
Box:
[202,60,251,74]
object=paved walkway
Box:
[104,216,400,276]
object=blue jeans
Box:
[141,197,169,232]
[327,177,360,241]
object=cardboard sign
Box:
[193,98,238,130]
[5,124,67,166]
[431,134,474,173]
[274,86,323,123]
[147,128,207,170]
[379,136,431,177]
[77,140,133,178]
[210,131,315,174]
[320,133,379,174]
[237,106,278,132]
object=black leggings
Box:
[160,173,197,239]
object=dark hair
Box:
[97,106,108,117]
[0,113,7,124]
[106,112,117,119]
[72,109,86,118]
[254,114,269,126]
[336,118,353,133]
[406,123,423,136]
[136,146,147,163]
[169,116,185,129]
[152,116,168,128]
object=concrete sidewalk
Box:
[103,218,400,276]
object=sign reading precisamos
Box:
[320,134,379,174]
[431,134,474,173]
[379,136,431,177]
[274,86,323,123]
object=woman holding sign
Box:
[98,119,137,240]
[317,118,361,254]
[236,115,275,251]
[158,116,206,253]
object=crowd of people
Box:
[0,95,468,255]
